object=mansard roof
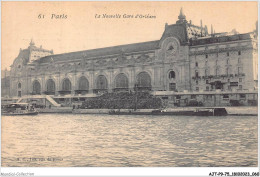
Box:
[160,23,208,45]
[36,40,160,64]
[189,33,253,46]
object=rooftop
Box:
[36,40,160,64]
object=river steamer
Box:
[109,108,228,116]
[2,103,38,116]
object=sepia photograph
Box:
[1,1,259,176]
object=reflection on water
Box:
[1,114,258,167]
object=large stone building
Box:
[7,9,258,107]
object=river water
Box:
[1,114,258,167]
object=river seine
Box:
[1,114,258,167]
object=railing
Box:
[93,89,108,94]
[152,89,257,96]
[58,90,72,95]
[43,91,55,95]
[74,90,89,95]
[192,73,246,80]
[113,88,129,92]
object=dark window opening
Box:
[223,94,229,99]
[169,83,176,91]
[191,95,196,99]
[240,94,245,99]
[169,71,175,79]
[168,45,174,51]
[195,71,199,77]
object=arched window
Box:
[62,78,71,91]
[78,76,89,90]
[169,71,175,79]
[195,70,199,77]
[46,79,56,93]
[205,69,208,76]
[32,80,41,95]
[226,68,229,75]
[18,83,21,89]
[195,62,198,67]
[215,67,219,76]
[115,73,128,88]
[96,75,108,89]
[136,72,151,88]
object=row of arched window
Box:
[26,72,152,95]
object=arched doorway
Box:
[32,80,41,95]
[46,79,56,95]
[76,76,89,94]
[136,72,151,91]
[168,70,177,91]
[95,75,108,93]
[114,73,128,91]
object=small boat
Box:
[1,103,38,116]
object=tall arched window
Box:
[215,67,219,76]
[62,78,71,91]
[115,73,128,88]
[169,71,175,79]
[205,69,208,76]
[226,68,229,75]
[46,79,56,93]
[18,83,21,89]
[32,80,41,95]
[195,70,199,77]
[96,75,108,89]
[78,76,89,90]
[136,72,151,88]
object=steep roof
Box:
[189,33,253,46]
[36,40,159,64]
[160,23,188,45]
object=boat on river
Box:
[1,103,38,116]
[109,107,227,116]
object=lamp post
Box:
[134,83,138,110]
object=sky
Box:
[1,1,258,70]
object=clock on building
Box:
[166,41,179,58]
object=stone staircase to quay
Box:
[16,95,61,107]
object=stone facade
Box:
[8,9,258,104]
